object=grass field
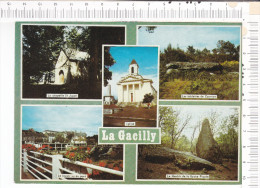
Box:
[160,73,239,100]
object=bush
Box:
[221,61,239,72]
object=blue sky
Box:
[104,46,159,99]
[138,26,241,52]
[22,106,102,136]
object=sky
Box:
[104,46,159,99]
[138,26,241,52]
[22,106,102,136]
[163,106,239,139]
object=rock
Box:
[163,147,215,170]
[142,146,215,170]
[166,61,223,72]
[196,119,222,164]
[144,147,176,164]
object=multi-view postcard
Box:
[15,22,242,184]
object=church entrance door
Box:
[131,93,133,102]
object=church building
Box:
[117,59,157,105]
[54,48,89,84]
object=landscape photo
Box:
[22,24,125,99]
[103,46,159,127]
[21,105,124,181]
[138,105,240,181]
[138,25,241,100]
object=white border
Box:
[101,45,160,129]
[136,24,242,102]
[20,23,127,101]
[19,104,125,182]
[135,104,241,183]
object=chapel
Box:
[117,59,157,105]
[54,48,89,84]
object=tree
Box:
[66,27,125,96]
[187,45,196,61]
[175,135,190,152]
[187,45,195,55]
[208,110,220,137]
[143,93,154,103]
[214,40,240,62]
[53,133,66,143]
[138,26,157,33]
[22,25,65,84]
[159,107,191,149]
[216,108,239,160]
[104,47,116,86]
[66,132,75,142]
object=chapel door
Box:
[131,93,133,102]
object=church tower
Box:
[129,59,139,75]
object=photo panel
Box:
[102,45,159,128]
[21,24,126,100]
[21,105,124,181]
[137,105,240,182]
[137,25,241,101]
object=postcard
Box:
[14,22,242,184]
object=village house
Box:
[22,129,48,144]
[42,130,59,143]
[117,59,157,105]
[71,132,87,144]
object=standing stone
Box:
[196,119,222,163]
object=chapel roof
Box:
[129,59,139,67]
[64,48,89,61]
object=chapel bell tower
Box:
[129,59,139,75]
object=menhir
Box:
[196,118,222,163]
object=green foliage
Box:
[159,107,191,149]
[104,47,116,86]
[23,25,65,84]
[66,132,75,142]
[142,93,154,103]
[174,135,190,152]
[160,72,239,100]
[221,61,239,72]
[159,40,240,100]
[53,133,66,143]
[216,109,239,160]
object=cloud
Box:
[138,26,240,51]
[145,66,158,70]
[22,106,102,136]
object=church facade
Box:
[117,59,157,105]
